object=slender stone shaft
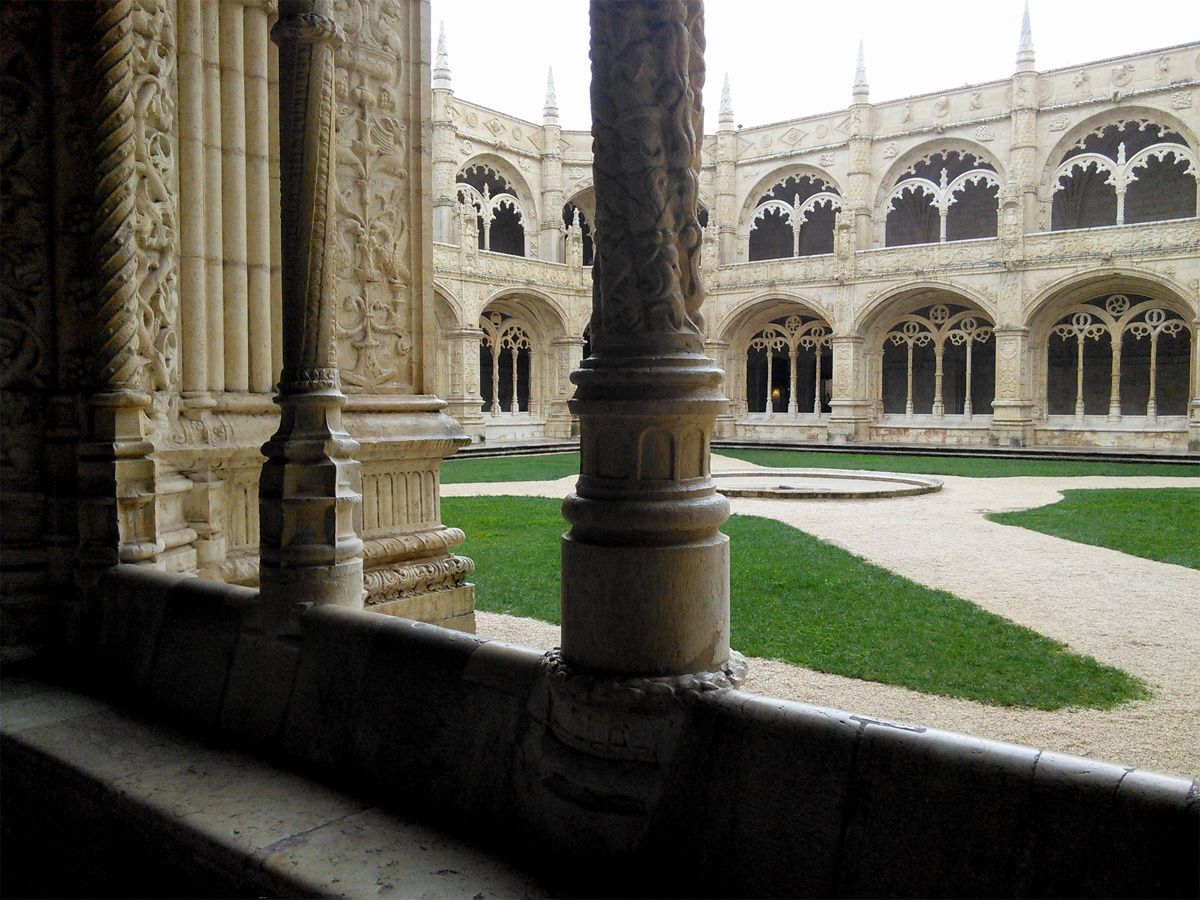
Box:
[177,0,208,397]
[268,32,284,382]
[220,0,250,391]
[245,0,274,392]
[201,0,225,391]
[258,0,363,617]
[561,0,730,677]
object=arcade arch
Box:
[863,291,997,420]
[723,298,835,420]
[1049,118,1198,230]
[1037,290,1193,422]
[883,150,1001,246]
[475,293,571,437]
[744,171,842,261]
[456,160,533,256]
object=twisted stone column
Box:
[561,0,731,678]
[258,0,364,618]
[77,0,160,582]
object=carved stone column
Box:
[1010,5,1040,234]
[77,0,161,588]
[1186,315,1199,451]
[706,338,736,436]
[561,0,732,678]
[329,0,474,627]
[443,326,487,440]
[990,326,1036,446]
[257,0,364,618]
[847,43,874,249]
[547,336,584,437]
[826,335,870,442]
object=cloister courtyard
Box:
[441,449,1200,779]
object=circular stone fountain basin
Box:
[712,468,942,500]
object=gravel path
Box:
[447,456,1200,779]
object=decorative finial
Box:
[433,21,452,90]
[852,40,869,102]
[719,73,734,128]
[543,66,559,125]
[1016,1,1035,71]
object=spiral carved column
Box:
[257,0,364,619]
[560,0,733,679]
[77,0,160,585]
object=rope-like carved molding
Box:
[363,554,475,605]
[542,648,748,763]
[91,0,141,388]
[272,3,345,374]
[363,527,467,565]
[278,366,340,392]
[271,10,342,47]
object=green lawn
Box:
[442,448,1200,482]
[443,495,1147,710]
[988,488,1200,570]
[441,452,581,484]
[715,448,1200,479]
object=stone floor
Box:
[448,454,1200,780]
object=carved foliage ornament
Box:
[332,0,415,391]
[589,0,707,352]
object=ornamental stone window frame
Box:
[1043,113,1199,230]
[872,140,1007,247]
[736,165,844,257]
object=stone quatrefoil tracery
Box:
[748,314,832,415]
[885,304,993,418]
[1050,294,1188,422]
[478,311,532,415]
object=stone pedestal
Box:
[346,396,474,630]
[826,335,870,442]
[990,326,1035,446]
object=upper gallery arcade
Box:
[428,16,1200,450]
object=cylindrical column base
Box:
[259,558,364,614]
[561,531,729,677]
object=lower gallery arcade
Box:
[431,280,1197,449]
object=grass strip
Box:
[443,449,1200,482]
[444,495,1147,710]
[988,487,1200,570]
[441,452,581,484]
[715,448,1200,479]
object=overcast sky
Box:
[430,0,1198,132]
